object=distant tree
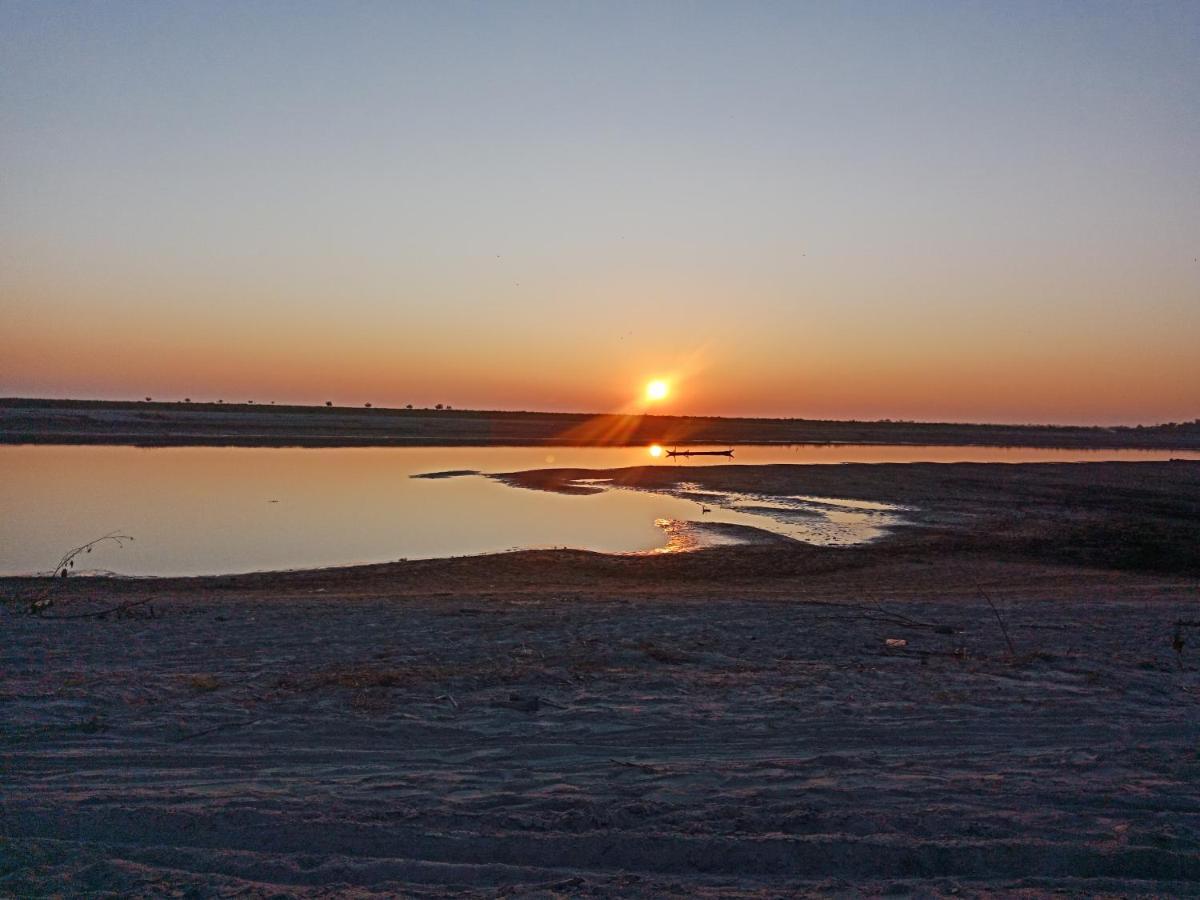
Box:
[445,405,452,410]
[184,398,191,403]
[435,403,444,410]
[145,397,152,402]
[406,404,413,409]
[325,401,333,407]
[365,402,372,408]
[217,399,223,404]
[247,400,254,404]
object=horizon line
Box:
[2,395,1197,433]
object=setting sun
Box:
[3,4,1199,892]
[645,379,670,402]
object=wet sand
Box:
[497,460,1200,576]
[3,462,1200,895]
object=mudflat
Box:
[3,461,1199,896]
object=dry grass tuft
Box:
[186,674,221,692]
[637,641,694,664]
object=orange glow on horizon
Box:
[2,297,1197,426]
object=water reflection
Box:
[561,477,907,548]
[0,444,1196,576]
[644,444,1200,465]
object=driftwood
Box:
[34,597,155,621]
[6,532,136,616]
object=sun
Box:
[645,379,669,402]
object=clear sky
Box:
[2,1,1197,424]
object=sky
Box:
[2,1,1198,425]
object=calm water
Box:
[1,444,1195,576]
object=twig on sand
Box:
[35,597,155,621]
[173,718,261,743]
[610,758,659,773]
[1173,619,1200,667]
[884,645,969,662]
[866,599,938,629]
[810,610,948,632]
[491,693,569,713]
[807,602,954,634]
[434,693,459,709]
[497,875,585,896]
[950,563,1017,657]
[971,577,1017,657]
[799,598,949,631]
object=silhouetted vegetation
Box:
[5,532,137,616]
[3,399,1199,451]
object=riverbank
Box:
[5,397,1199,449]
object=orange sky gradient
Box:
[2,3,1198,426]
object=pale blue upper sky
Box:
[2,1,1198,422]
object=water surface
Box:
[1,444,1194,576]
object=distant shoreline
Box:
[3,397,1199,450]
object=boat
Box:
[665,447,734,458]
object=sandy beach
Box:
[4,462,1200,896]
